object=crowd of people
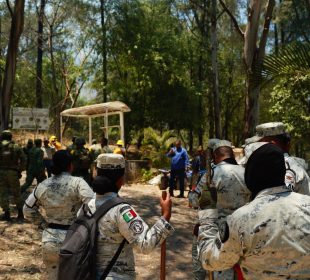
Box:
[0,121,309,280]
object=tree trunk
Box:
[211,0,221,139]
[0,0,25,130]
[100,0,108,102]
[243,0,275,138]
[48,24,60,139]
[35,0,46,108]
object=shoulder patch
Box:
[123,209,137,223]
[219,221,230,243]
[129,220,144,234]
[120,205,132,214]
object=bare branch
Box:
[219,0,244,39]
[257,0,276,62]
[6,0,13,17]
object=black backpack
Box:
[58,197,126,280]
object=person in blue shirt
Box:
[167,140,189,198]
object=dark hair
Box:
[34,139,42,147]
[52,150,72,175]
[92,175,118,194]
[101,137,108,146]
[214,146,234,159]
[96,168,125,183]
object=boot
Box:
[0,210,11,221]
[17,208,24,221]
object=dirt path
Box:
[0,181,197,280]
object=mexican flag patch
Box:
[123,209,137,223]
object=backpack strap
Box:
[93,197,125,221]
[92,197,127,280]
[100,238,127,280]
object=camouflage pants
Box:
[0,170,23,211]
[21,170,46,192]
[192,235,207,280]
[42,241,60,280]
[41,228,67,280]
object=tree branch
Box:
[6,0,13,17]
[219,0,244,39]
[257,0,275,62]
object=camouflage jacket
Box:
[211,162,251,220]
[0,140,26,171]
[82,192,174,279]
[284,153,310,195]
[70,147,91,171]
[198,186,310,279]
[189,162,251,218]
[23,172,94,243]
[27,147,44,172]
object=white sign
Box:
[12,107,50,130]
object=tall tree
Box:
[210,0,221,138]
[220,0,275,138]
[35,0,46,108]
[0,0,25,130]
[100,0,108,102]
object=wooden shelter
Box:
[60,101,131,144]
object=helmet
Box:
[50,135,57,141]
[116,140,124,147]
[1,130,12,141]
[75,137,86,146]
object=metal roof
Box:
[60,101,131,117]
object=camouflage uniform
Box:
[21,144,46,193]
[284,153,310,195]
[83,192,174,279]
[71,139,91,184]
[198,185,310,279]
[23,172,94,280]
[0,133,26,219]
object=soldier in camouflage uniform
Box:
[189,139,219,280]
[21,139,46,193]
[84,153,174,279]
[191,140,251,280]
[70,137,91,184]
[23,150,94,280]
[0,130,26,221]
[198,144,310,279]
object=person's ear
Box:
[68,163,74,173]
[116,175,125,189]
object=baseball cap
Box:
[96,153,125,169]
[255,122,287,140]
[213,140,232,152]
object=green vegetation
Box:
[0,0,309,156]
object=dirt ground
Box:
[0,177,197,280]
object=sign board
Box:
[12,107,50,130]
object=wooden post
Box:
[160,190,167,280]
[120,111,125,144]
[89,117,92,145]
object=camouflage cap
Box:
[213,140,232,151]
[255,122,287,139]
[96,153,125,169]
[207,138,220,149]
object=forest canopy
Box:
[0,0,309,156]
